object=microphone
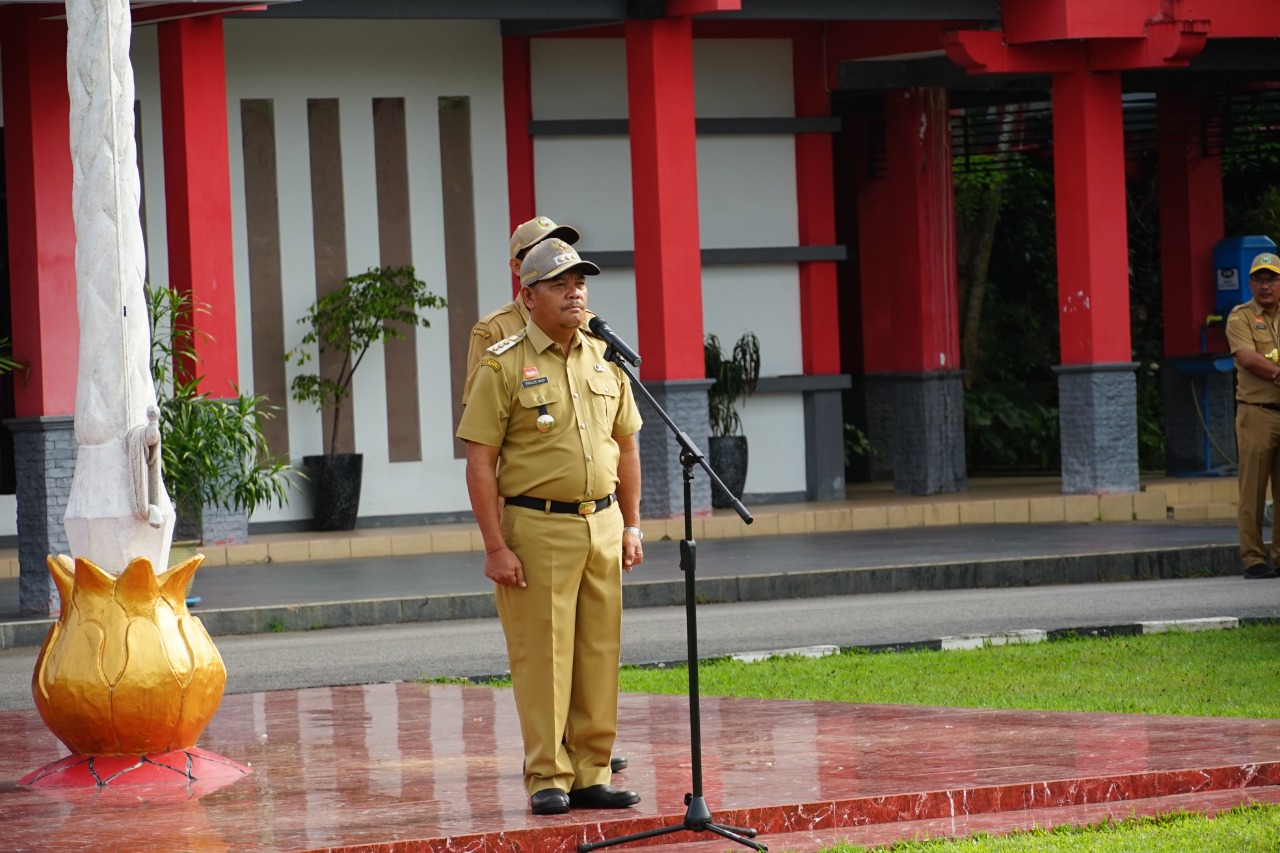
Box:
[588,316,643,367]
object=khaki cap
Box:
[1250,252,1280,276]
[519,238,601,285]
[509,215,580,260]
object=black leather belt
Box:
[505,494,616,515]
[1245,401,1280,413]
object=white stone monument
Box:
[62,0,175,574]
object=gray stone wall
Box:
[175,502,250,546]
[1056,363,1140,494]
[6,416,75,616]
[633,378,713,519]
[803,389,846,500]
[1161,359,1236,475]
[888,371,967,496]
[862,376,895,482]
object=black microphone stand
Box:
[579,349,766,853]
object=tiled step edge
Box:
[305,764,1280,853]
[645,785,1280,853]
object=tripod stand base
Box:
[576,795,767,852]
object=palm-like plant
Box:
[704,331,761,437]
[147,285,297,535]
[0,338,21,376]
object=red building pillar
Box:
[157,15,239,396]
[792,27,840,377]
[502,34,536,298]
[1,8,79,615]
[2,10,78,419]
[1157,89,1230,475]
[856,88,964,495]
[1051,70,1139,492]
[1053,70,1131,367]
[1157,90,1223,358]
[625,15,705,383]
[624,15,710,517]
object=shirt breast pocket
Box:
[587,375,620,428]
[516,385,565,435]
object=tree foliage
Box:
[285,266,445,455]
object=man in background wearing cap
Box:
[461,215,596,405]
[456,238,645,815]
[1225,251,1280,579]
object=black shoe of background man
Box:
[568,784,641,810]
[530,787,570,816]
[1243,562,1278,579]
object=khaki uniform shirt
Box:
[461,300,531,405]
[461,300,601,405]
[1226,299,1280,405]
[456,322,642,502]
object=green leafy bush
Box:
[147,285,297,531]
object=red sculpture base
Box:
[19,747,250,802]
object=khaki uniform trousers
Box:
[1235,402,1280,568]
[497,502,623,796]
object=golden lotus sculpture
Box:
[32,554,226,756]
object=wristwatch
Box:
[622,526,644,540]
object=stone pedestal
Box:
[862,376,896,482]
[804,387,848,501]
[634,378,713,519]
[5,416,75,616]
[887,371,967,496]
[174,502,250,546]
[1056,362,1140,494]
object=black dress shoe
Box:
[1243,563,1278,579]
[530,787,570,816]
[568,784,641,809]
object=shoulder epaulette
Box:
[477,302,521,325]
[487,329,526,355]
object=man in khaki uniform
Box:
[461,214,626,777]
[1226,251,1280,579]
[456,238,645,815]
[462,215,597,405]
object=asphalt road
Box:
[2,575,1276,712]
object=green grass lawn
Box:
[612,623,1280,852]
[618,623,1280,718]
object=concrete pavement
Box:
[0,517,1249,649]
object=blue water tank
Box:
[1214,234,1278,316]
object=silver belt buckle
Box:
[578,500,596,515]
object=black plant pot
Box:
[304,453,363,531]
[708,435,748,509]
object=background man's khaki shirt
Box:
[1227,298,1280,405]
[461,300,530,405]
[456,322,642,502]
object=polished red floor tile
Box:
[1,684,1277,852]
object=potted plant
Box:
[147,285,298,550]
[284,265,445,530]
[704,331,760,508]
